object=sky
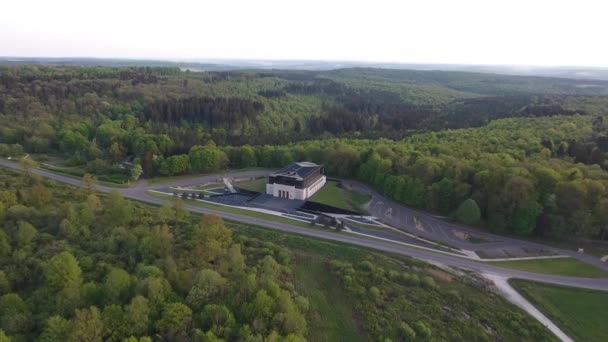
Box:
[1,0,607,67]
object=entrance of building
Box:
[278,190,290,199]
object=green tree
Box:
[149,225,173,258]
[247,290,274,322]
[46,252,82,292]
[102,305,129,341]
[69,306,103,342]
[0,330,10,342]
[29,181,52,207]
[189,145,226,172]
[81,174,97,195]
[125,296,150,337]
[239,146,257,168]
[103,268,132,304]
[413,321,431,341]
[196,215,232,262]
[456,199,481,225]
[0,272,9,295]
[186,269,227,310]
[130,164,143,182]
[39,316,71,342]
[398,322,416,341]
[156,303,192,338]
[200,304,236,338]
[512,202,542,235]
[14,221,38,248]
[0,231,10,258]
[105,191,132,227]
[0,293,29,335]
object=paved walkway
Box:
[484,274,573,342]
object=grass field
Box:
[510,280,608,342]
[234,177,267,192]
[543,239,608,258]
[310,181,371,212]
[490,258,608,278]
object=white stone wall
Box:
[304,175,326,198]
[266,175,326,200]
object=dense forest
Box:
[2,65,608,241]
[0,168,555,341]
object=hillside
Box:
[0,168,557,341]
[2,65,608,241]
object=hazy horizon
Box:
[2,0,608,68]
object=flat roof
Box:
[270,162,322,180]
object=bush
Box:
[399,322,416,341]
[421,276,437,289]
[414,321,431,340]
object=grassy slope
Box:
[490,258,608,278]
[310,181,348,208]
[511,280,608,342]
[234,177,268,192]
[310,181,371,212]
[146,167,267,185]
[293,252,366,342]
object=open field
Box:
[511,280,608,342]
[490,258,608,278]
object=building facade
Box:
[266,162,326,200]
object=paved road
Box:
[1,159,607,292]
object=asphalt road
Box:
[1,159,607,292]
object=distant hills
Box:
[2,56,608,81]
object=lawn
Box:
[309,181,371,212]
[490,257,608,278]
[310,181,347,208]
[510,279,608,342]
[234,177,267,192]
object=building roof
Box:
[270,162,322,181]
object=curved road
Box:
[1,159,607,292]
[345,180,608,272]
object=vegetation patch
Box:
[490,258,608,278]
[148,191,314,229]
[292,253,365,342]
[511,280,608,342]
